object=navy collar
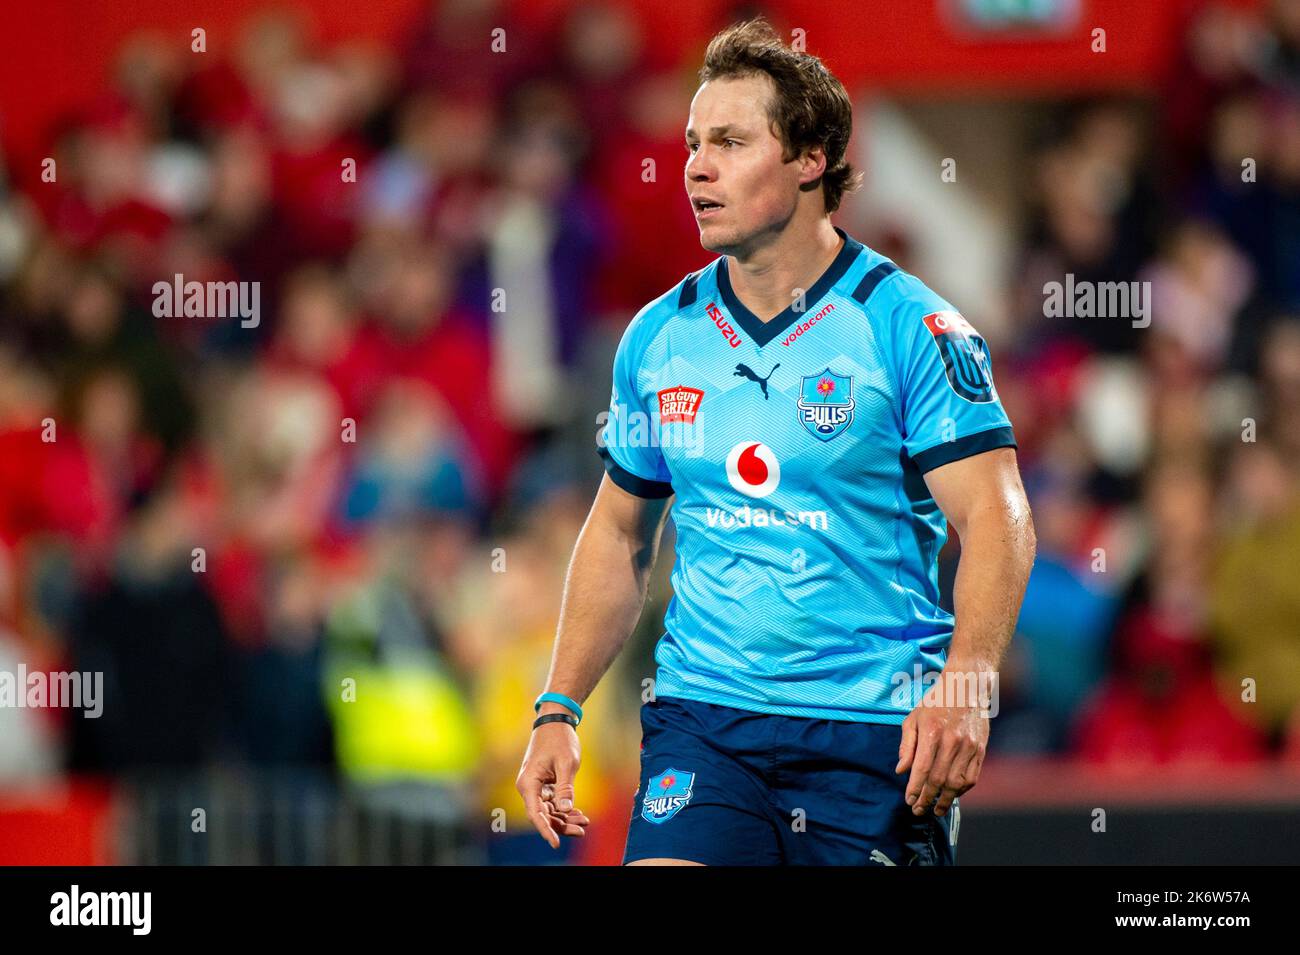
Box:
[716,225,863,348]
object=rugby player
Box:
[516,16,1036,866]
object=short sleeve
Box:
[893,306,1016,473]
[596,318,674,498]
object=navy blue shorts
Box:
[623,696,958,866]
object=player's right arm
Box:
[517,307,677,847]
[515,475,674,847]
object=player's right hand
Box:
[515,719,590,848]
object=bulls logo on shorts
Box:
[641,768,695,824]
[922,311,996,403]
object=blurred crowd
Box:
[0,0,1298,864]
[992,0,1300,765]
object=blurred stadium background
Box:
[0,0,1298,865]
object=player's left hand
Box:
[895,666,991,817]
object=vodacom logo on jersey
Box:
[715,441,829,530]
[726,442,781,497]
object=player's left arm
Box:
[896,446,1036,817]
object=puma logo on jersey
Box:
[734,362,779,399]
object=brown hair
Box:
[699,17,862,214]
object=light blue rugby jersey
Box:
[597,226,1016,724]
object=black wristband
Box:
[533,713,579,730]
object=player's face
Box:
[684,76,803,255]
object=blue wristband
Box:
[534,692,583,725]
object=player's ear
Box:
[799,144,827,187]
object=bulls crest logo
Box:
[797,368,855,441]
[923,311,996,403]
[641,768,695,824]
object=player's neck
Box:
[725,218,844,324]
